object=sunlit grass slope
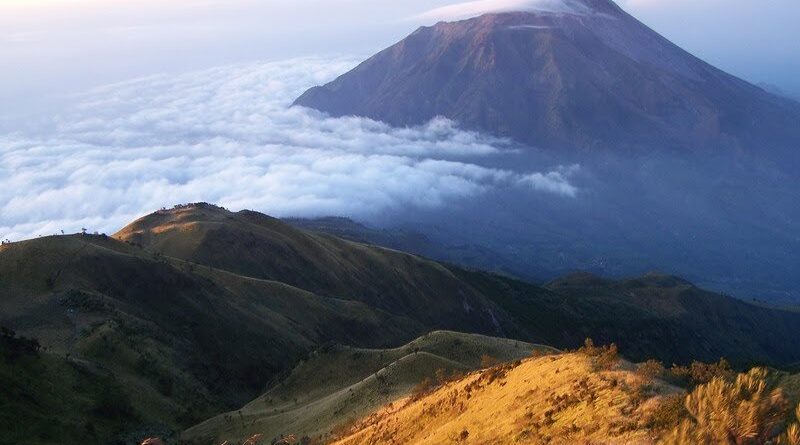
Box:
[332,351,800,445]
[183,331,555,445]
[332,352,676,445]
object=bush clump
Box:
[668,358,734,387]
[638,359,667,381]
[578,338,619,370]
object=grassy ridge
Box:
[183,331,553,445]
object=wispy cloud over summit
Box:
[415,0,589,21]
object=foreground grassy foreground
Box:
[328,344,800,445]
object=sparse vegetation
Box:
[330,352,673,444]
[410,377,435,402]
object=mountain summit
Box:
[294,0,800,154]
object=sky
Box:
[1,0,799,115]
[1,0,799,240]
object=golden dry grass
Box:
[332,352,678,445]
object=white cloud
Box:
[416,0,590,22]
[518,165,579,196]
[0,57,578,241]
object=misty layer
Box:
[0,57,578,241]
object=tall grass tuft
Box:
[661,368,792,445]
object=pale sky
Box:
[1,0,799,248]
[1,0,799,118]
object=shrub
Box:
[435,368,448,385]
[660,368,791,445]
[647,394,688,430]
[0,327,41,362]
[669,359,734,387]
[638,359,666,381]
[243,434,265,445]
[781,405,800,445]
[578,338,619,370]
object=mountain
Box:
[3,203,800,443]
[183,331,553,445]
[294,0,800,156]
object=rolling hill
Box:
[3,203,800,443]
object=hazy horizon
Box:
[2,0,799,119]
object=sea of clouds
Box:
[0,57,578,241]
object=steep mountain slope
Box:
[183,331,554,445]
[294,0,800,156]
[0,329,148,445]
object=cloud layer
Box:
[416,0,589,21]
[0,57,577,241]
